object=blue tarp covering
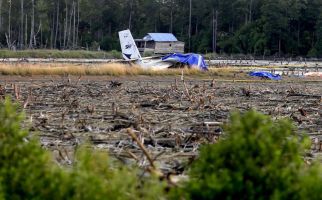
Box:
[249,71,282,80]
[161,53,208,71]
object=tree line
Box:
[1,0,322,57]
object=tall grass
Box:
[0,63,236,76]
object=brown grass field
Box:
[0,62,242,77]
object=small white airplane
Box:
[118,29,175,70]
[118,29,208,71]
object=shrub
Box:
[174,110,321,200]
[0,97,165,200]
[110,50,122,59]
[100,36,120,52]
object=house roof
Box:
[143,33,178,42]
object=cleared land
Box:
[0,74,321,173]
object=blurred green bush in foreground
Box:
[0,98,164,200]
[174,110,322,200]
[1,98,322,200]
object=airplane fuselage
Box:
[136,58,173,70]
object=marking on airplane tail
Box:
[123,53,132,60]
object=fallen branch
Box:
[127,128,156,169]
[126,150,139,162]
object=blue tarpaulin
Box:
[161,53,208,71]
[249,71,282,80]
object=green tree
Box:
[174,110,322,200]
[261,0,288,56]
[314,10,322,57]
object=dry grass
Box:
[0,63,234,77]
[0,63,137,76]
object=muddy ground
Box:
[0,75,321,173]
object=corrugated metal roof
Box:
[143,33,178,42]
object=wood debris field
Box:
[0,75,321,174]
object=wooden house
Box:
[135,33,185,55]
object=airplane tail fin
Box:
[118,30,141,61]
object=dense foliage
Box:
[174,111,322,200]
[0,0,322,57]
[0,98,165,200]
[1,98,322,199]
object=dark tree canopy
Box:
[1,0,322,57]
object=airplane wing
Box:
[161,53,208,70]
[142,55,164,59]
[159,57,179,64]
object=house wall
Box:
[154,42,185,54]
[135,40,185,55]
